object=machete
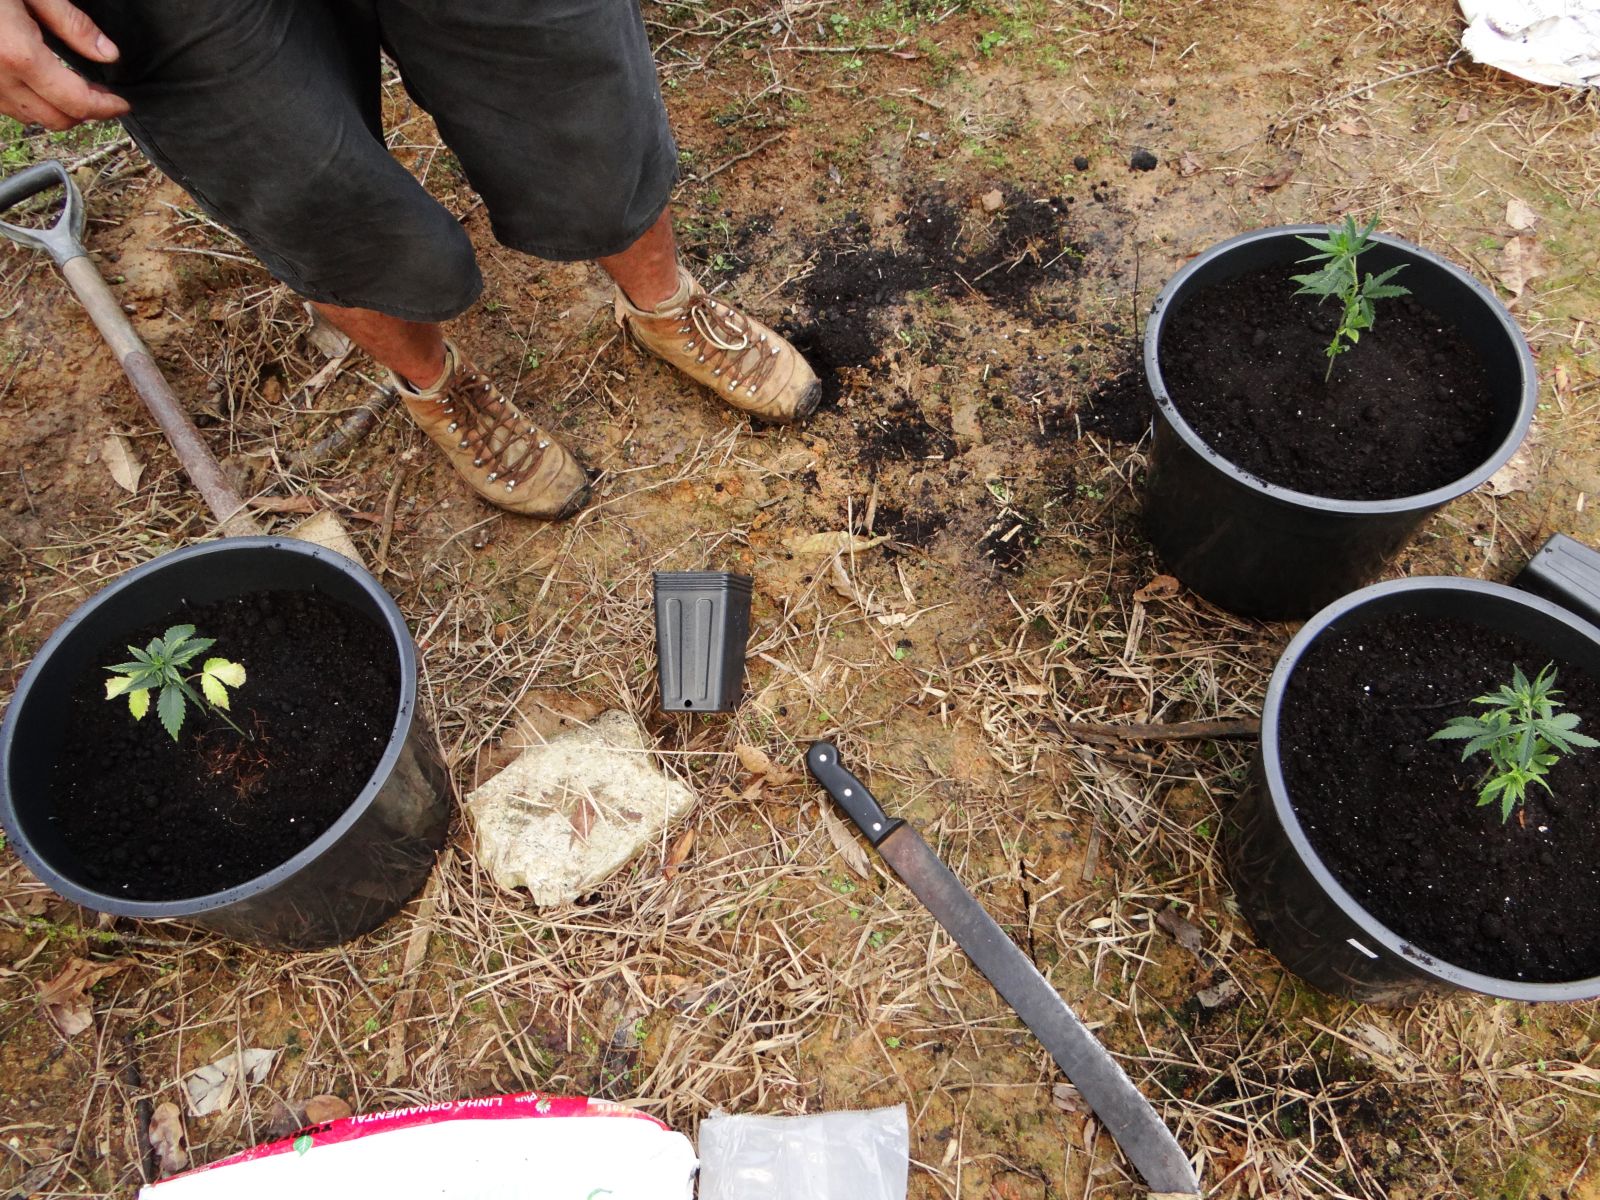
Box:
[808,741,1200,1197]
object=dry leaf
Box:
[979,188,1004,213]
[101,435,143,494]
[1154,906,1210,965]
[1505,198,1538,232]
[37,957,135,1037]
[1334,119,1367,136]
[148,1102,188,1176]
[304,305,354,359]
[734,744,799,787]
[1252,165,1294,191]
[1195,978,1241,1009]
[1132,574,1181,604]
[786,531,888,555]
[661,827,695,881]
[820,804,872,879]
[1485,441,1538,496]
[182,1048,277,1117]
[298,1095,353,1126]
[1176,150,1202,177]
[1454,101,1479,123]
[1051,1082,1088,1114]
[1497,235,1544,301]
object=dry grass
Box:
[4,0,1600,1197]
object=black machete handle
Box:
[807,741,903,847]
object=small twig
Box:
[290,389,395,471]
[1056,717,1261,742]
[687,133,787,184]
[771,41,907,53]
[375,468,407,574]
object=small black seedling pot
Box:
[1230,572,1600,1004]
[655,572,752,712]
[1143,226,1536,620]
[0,538,450,950]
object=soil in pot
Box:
[1160,268,1502,500]
[1279,611,1600,982]
[48,588,400,901]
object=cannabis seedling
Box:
[104,624,248,741]
[1431,663,1598,822]
[1291,214,1411,381]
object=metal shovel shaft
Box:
[1,161,257,535]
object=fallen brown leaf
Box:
[101,435,143,495]
[1485,438,1538,496]
[1497,235,1544,302]
[979,188,1004,213]
[1154,905,1212,966]
[1132,574,1181,603]
[148,1102,188,1176]
[734,744,799,787]
[37,957,135,1037]
[1505,197,1538,232]
[1252,165,1295,191]
[821,804,872,880]
[299,1095,354,1126]
[662,827,695,880]
[1176,150,1203,177]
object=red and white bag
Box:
[140,1092,697,1200]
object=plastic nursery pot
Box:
[1142,226,1536,621]
[654,572,752,712]
[1229,576,1600,1004]
[0,537,450,951]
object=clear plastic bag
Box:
[697,1107,909,1200]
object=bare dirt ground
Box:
[3,1,1600,1197]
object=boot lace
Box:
[678,293,781,399]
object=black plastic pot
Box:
[0,538,450,950]
[1143,226,1536,620]
[654,571,753,712]
[1229,575,1600,1004]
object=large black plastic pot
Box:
[1229,575,1600,1004]
[0,538,450,950]
[1143,226,1536,620]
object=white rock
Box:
[466,710,696,905]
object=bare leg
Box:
[597,209,680,310]
[311,301,449,389]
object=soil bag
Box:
[138,1093,696,1200]
[1459,0,1600,87]
[697,1106,909,1200]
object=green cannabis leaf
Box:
[104,624,249,741]
[1291,214,1411,382]
[1431,663,1599,822]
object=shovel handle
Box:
[0,160,87,267]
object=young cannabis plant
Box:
[104,624,248,742]
[1431,663,1598,822]
[1292,214,1411,381]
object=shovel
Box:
[0,160,258,535]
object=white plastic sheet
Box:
[698,1107,910,1200]
[1458,0,1600,87]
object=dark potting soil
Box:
[1279,611,1600,982]
[48,589,400,901]
[1160,268,1501,500]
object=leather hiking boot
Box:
[392,341,590,519]
[615,266,821,424]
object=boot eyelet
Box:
[538,439,549,450]
[505,480,517,491]
[473,458,484,467]
[487,472,499,482]
[448,422,458,432]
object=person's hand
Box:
[0,0,129,131]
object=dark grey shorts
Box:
[64,0,679,320]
